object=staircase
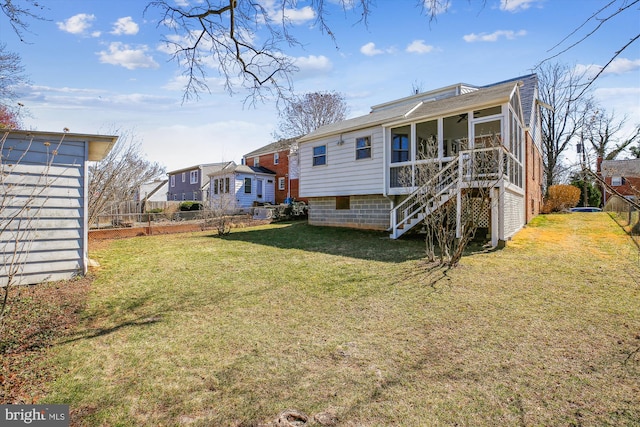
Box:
[389,156,461,239]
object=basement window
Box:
[336,196,350,210]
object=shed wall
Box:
[1,134,88,286]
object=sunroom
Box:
[386,83,526,242]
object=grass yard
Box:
[34,214,640,425]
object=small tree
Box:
[570,172,601,207]
[88,129,165,226]
[401,135,501,267]
[206,175,237,236]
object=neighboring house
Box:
[137,179,168,203]
[600,158,640,203]
[135,179,168,211]
[243,138,305,204]
[208,161,276,212]
[297,74,544,246]
[0,130,117,286]
[167,163,229,202]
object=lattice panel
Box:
[471,198,490,227]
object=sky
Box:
[2,0,639,172]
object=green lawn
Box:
[43,214,640,426]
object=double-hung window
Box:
[313,145,327,166]
[274,153,279,164]
[190,170,198,184]
[244,177,252,194]
[356,136,371,160]
[181,172,186,182]
[170,175,175,187]
[278,177,285,191]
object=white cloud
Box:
[603,57,640,75]
[406,40,434,54]
[294,55,332,72]
[282,5,316,24]
[98,42,160,70]
[360,42,384,56]
[111,17,139,35]
[463,30,527,42]
[57,13,97,35]
[500,0,541,12]
[574,58,640,80]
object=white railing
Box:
[390,146,514,239]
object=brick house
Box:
[243,139,305,204]
[600,158,640,203]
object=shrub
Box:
[179,202,202,211]
[542,184,581,213]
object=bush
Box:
[179,202,202,211]
[542,184,581,213]
[146,208,163,214]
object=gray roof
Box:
[244,138,297,158]
[601,159,640,177]
[208,163,275,176]
[298,80,521,143]
[484,74,537,128]
[168,162,233,175]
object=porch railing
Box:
[390,146,514,239]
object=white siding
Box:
[299,126,384,197]
[1,133,92,286]
[503,188,525,239]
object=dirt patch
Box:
[0,278,92,404]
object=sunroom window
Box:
[391,125,410,163]
[416,120,438,160]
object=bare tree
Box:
[397,135,501,267]
[206,174,237,236]
[538,62,595,193]
[538,0,640,99]
[88,130,165,226]
[0,0,47,42]
[0,43,29,127]
[585,109,640,161]
[275,91,348,140]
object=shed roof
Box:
[3,130,118,161]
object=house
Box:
[600,158,640,203]
[297,75,544,246]
[243,138,305,203]
[0,130,117,286]
[208,161,276,212]
[135,179,168,211]
[166,163,229,202]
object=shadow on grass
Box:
[58,314,163,345]
[214,221,427,263]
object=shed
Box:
[1,130,117,286]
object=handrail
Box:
[390,146,510,238]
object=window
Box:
[170,175,175,187]
[190,170,198,184]
[213,179,219,195]
[274,153,279,164]
[391,126,410,163]
[611,176,623,186]
[416,120,438,159]
[313,145,327,166]
[254,157,260,167]
[225,177,230,193]
[278,177,285,190]
[336,196,350,210]
[244,177,252,193]
[356,136,372,160]
[172,194,177,201]
[181,172,186,182]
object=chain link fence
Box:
[604,195,640,248]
